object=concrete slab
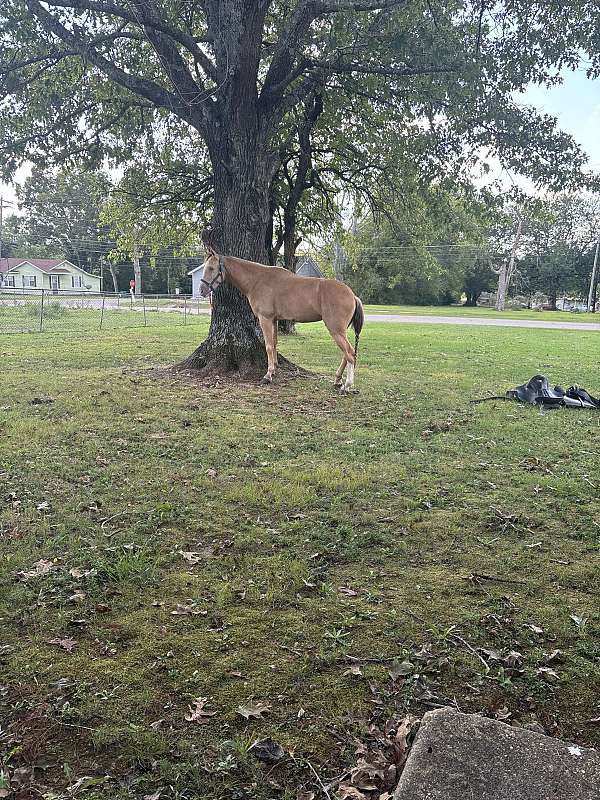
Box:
[395,707,600,800]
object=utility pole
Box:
[587,236,600,313]
[0,196,14,287]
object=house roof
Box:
[0,258,97,277]
[0,258,68,273]
[296,256,323,278]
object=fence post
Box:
[39,289,44,332]
[184,295,187,325]
[142,293,147,326]
[100,292,106,330]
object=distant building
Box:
[295,255,323,278]
[0,258,101,293]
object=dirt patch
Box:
[149,358,314,390]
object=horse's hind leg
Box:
[334,355,347,386]
[329,330,356,393]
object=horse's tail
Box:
[349,296,364,362]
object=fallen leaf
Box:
[237,701,271,720]
[205,468,217,478]
[143,791,162,800]
[338,587,359,597]
[568,745,583,757]
[570,614,588,631]
[528,624,544,635]
[337,783,369,799]
[248,737,286,764]
[536,667,560,684]
[179,551,205,565]
[36,501,50,512]
[185,697,218,724]
[69,567,96,579]
[171,604,206,616]
[388,660,413,681]
[66,775,108,794]
[543,649,563,665]
[30,396,54,405]
[47,637,77,652]
[344,664,363,677]
[68,590,87,603]
[18,558,56,581]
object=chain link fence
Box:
[0,289,209,334]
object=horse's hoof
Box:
[338,386,349,395]
[261,376,273,385]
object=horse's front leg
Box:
[258,315,277,384]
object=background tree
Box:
[515,194,600,309]
[100,166,200,294]
[7,167,113,271]
[1,1,599,374]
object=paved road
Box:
[364,313,600,331]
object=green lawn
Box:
[1,320,600,799]
[364,303,600,323]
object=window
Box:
[3,274,15,288]
[72,275,83,288]
[23,275,36,288]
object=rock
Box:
[395,707,600,800]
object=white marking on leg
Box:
[344,362,355,390]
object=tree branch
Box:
[42,0,216,76]
[261,0,409,105]
[26,0,203,129]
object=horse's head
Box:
[200,247,225,297]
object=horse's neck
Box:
[224,257,264,296]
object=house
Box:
[188,254,324,298]
[295,255,323,278]
[188,263,209,299]
[0,258,101,293]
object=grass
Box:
[1,319,600,799]
[0,299,206,334]
[364,303,600,323]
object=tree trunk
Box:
[496,216,523,311]
[548,292,557,311]
[133,243,142,296]
[108,262,119,293]
[179,158,294,377]
[277,223,300,335]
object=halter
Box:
[200,255,226,292]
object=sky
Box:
[1,68,599,212]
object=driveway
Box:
[364,313,600,332]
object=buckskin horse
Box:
[199,248,364,392]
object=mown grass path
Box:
[1,321,599,799]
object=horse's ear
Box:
[201,223,217,257]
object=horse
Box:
[199,248,364,392]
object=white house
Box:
[188,263,207,299]
[0,258,102,293]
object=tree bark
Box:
[133,243,142,296]
[496,216,523,311]
[108,262,119,293]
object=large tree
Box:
[1,1,598,374]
